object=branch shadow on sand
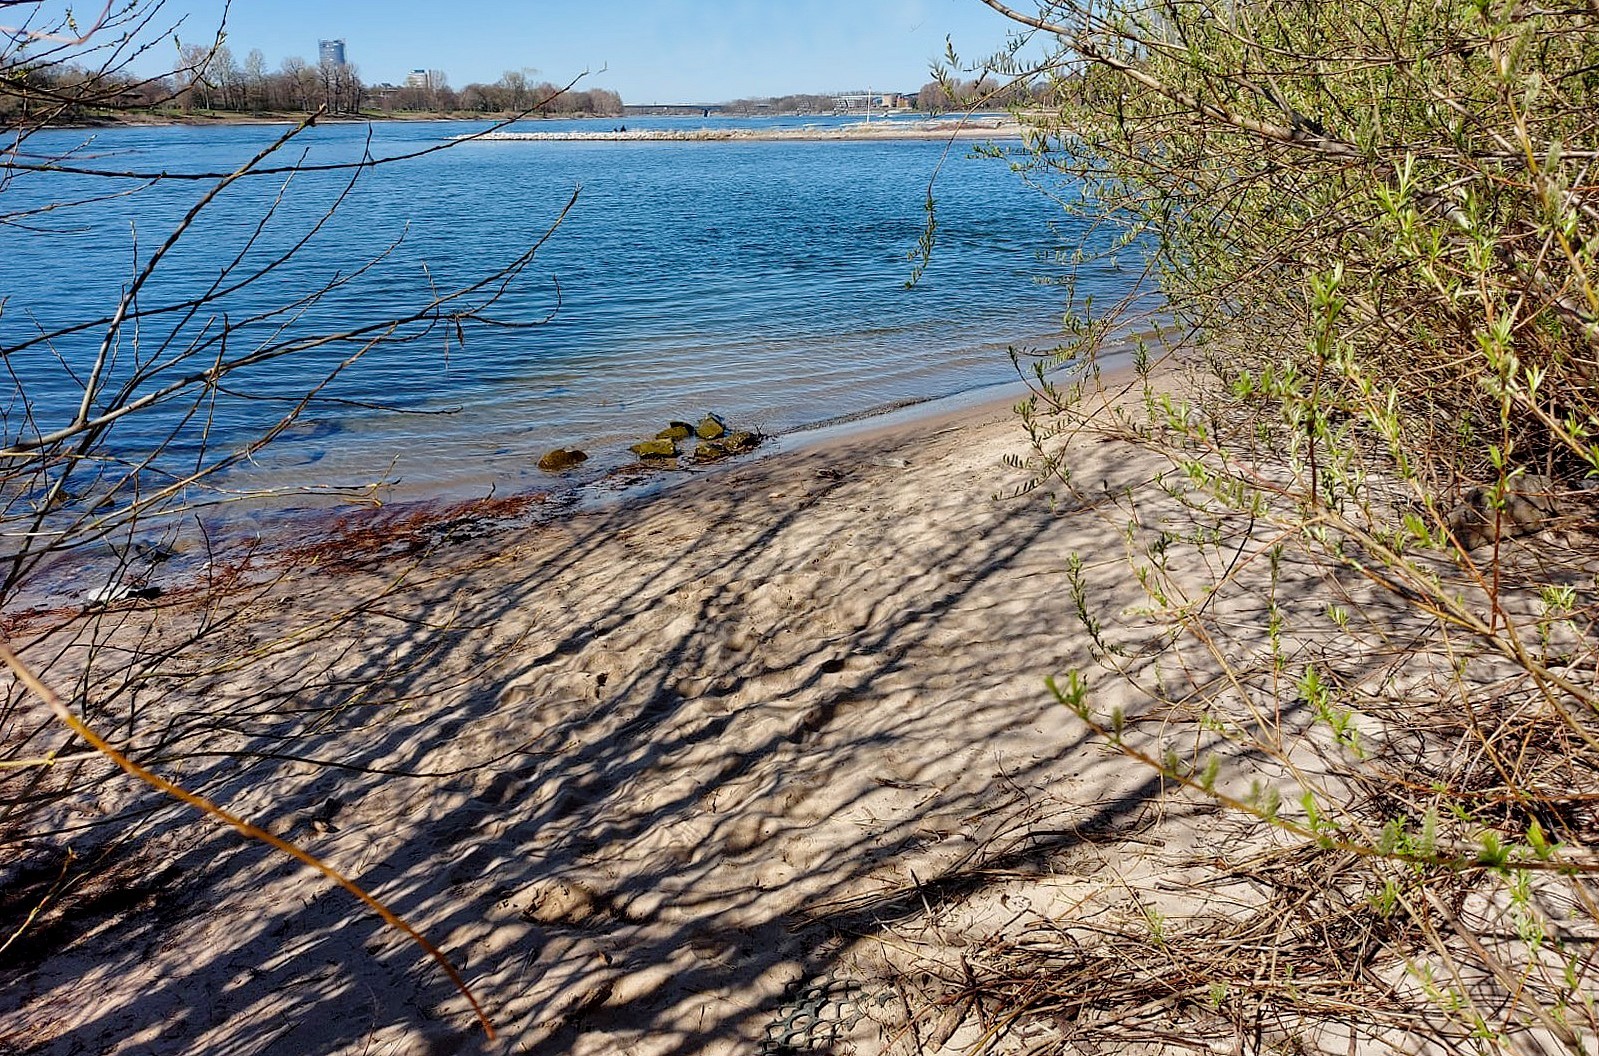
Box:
[3,408,1198,1055]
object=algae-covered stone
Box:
[656,421,694,441]
[693,429,762,462]
[630,438,678,459]
[696,413,728,440]
[537,447,589,472]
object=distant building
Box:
[405,69,430,90]
[318,39,347,67]
[835,92,905,113]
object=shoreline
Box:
[577,373,1053,511]
[6,337,1137,622]
[11,369,1085,618]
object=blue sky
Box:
[159,0,1037,102]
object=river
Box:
[2,114,1135,510]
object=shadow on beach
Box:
[2,399,1216,1055]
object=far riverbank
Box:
[55,110,1017,137]
[468,116,1022,142]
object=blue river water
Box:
[2,115,1135,505]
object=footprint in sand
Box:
[516,878,644,929]
[499,661,617,711]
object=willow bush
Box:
[996,0,1599,485]
[968,0,1599,1051]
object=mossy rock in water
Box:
[657,421,694,441]
[692,440,732,462]
[630,438,678,459]
[537,447,589,472]
[693,430,762,463]
[696,413,728,440]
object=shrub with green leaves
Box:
[966,0,1599,1051]
[992,0,1598,487]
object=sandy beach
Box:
[3,369,1270,1055]
[14,0,1599,1049]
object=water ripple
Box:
[1,118,1137,495]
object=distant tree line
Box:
[402,72,623,117]
[0,46,622,121]
[0,43,1028,124]
[913,76,1050,113]
[720,93,844,115]
[715,79,1051,116]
